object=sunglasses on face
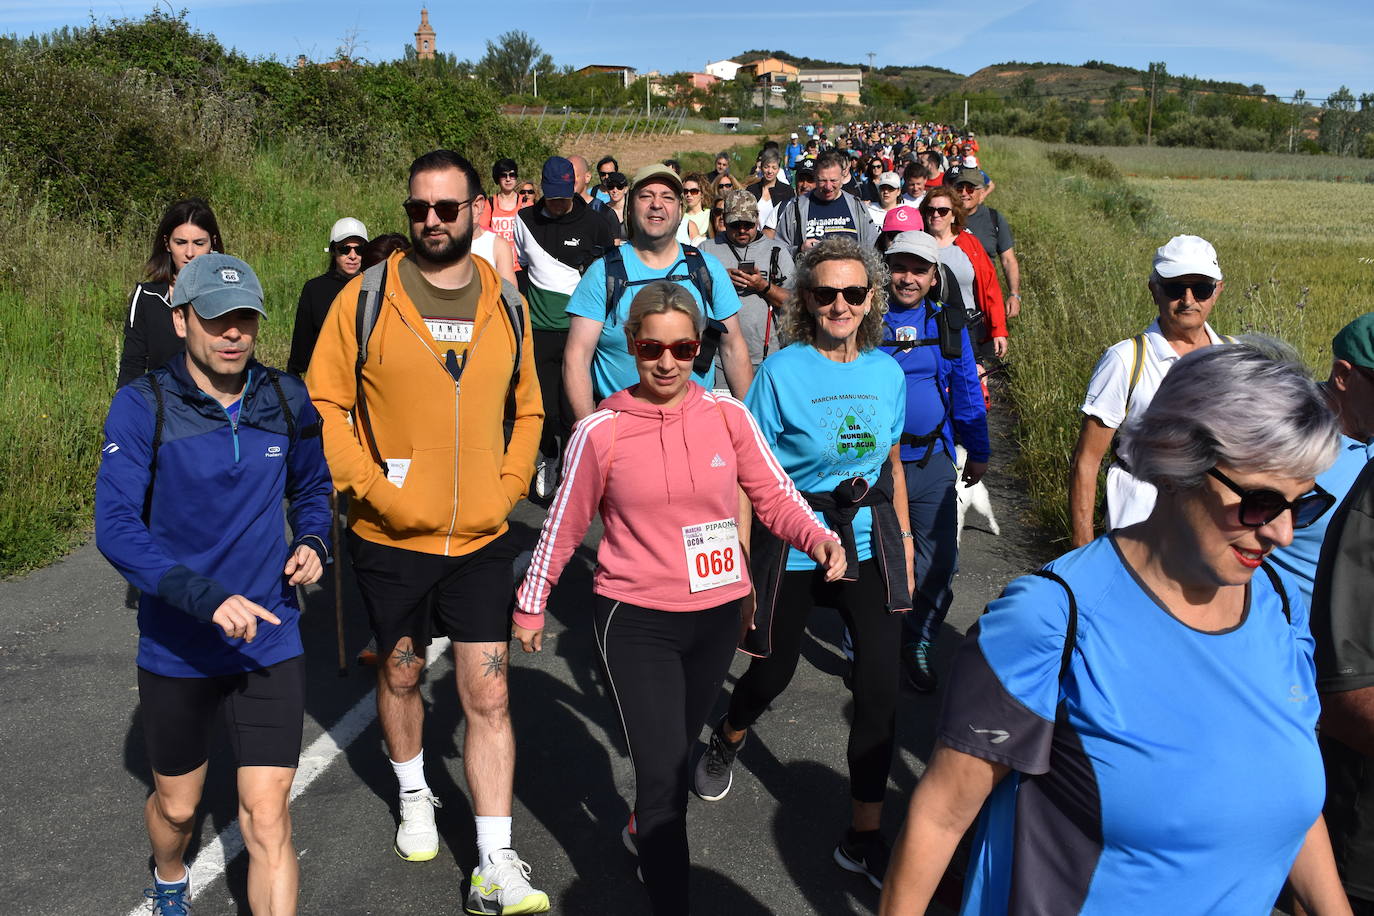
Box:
[605,179,628,190]
[1160,279,1218,301]
[683,187,702,195]
[497,171,518,179]
[923,206,953,218]
[403,197,476,222]
[727,220,755,230]
[518,188,536,197]
[1207,467,1335,529]
[335,243,363,256]
[633,338,701,361]
[717,182,734,190]
[810,285,870,306]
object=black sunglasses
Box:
[1207,467,1334,529]
[1160,279,1218,301]
[605,179,628,190]
[518,188,536,197]
[335,243,363,256]
[403,197,477,222]
[717,182,734,190]
[496,170,518,179]
[810,285,870,306]
[633,338,701,361]
[923,206,953,218]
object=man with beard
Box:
[306,149,548,915]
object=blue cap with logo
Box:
[170,253,266,319]
[541,156,577,199]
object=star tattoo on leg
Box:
[481,649,506,678]
[392,646,419,668]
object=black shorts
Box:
[137,655,306,777]
[349,530,517,655]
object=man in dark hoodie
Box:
[513,156,617,500]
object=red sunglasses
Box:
[633,339,701,361]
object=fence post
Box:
[537,104,548,130]
[574,107,593,144]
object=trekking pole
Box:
[332,490,346,676]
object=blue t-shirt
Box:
[800,195,858,244]
[880,299,988,464]
[566,245,742,401]
[1270,435,1372,606]
[745,343,905,570]
[942,536,1323,915]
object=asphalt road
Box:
[0,419,1052,915]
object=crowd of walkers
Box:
[96,119,1374,916]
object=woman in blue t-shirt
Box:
[881,340,1353,915]
[692,238,914,889]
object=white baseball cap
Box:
[1153,234,1223,280]
[885,230,939,263]
[327,217,369,251]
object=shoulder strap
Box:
[498,277,526,384]
[795,194,806,246]
[142,375,166,523]
[681,245,714,309]
[1125,333,1146,413]
[603,246,628,324]
[1030,569,1079,683]
[768,245,782,285]
[353,261,389,472]
[1222,334,1237,344]
[266,369,297,443]
[1258,562,1292,624]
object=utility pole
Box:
[1146,63,1158,146]
[963,99,968,126]
[866,51,875,72]
[645,73,650,118]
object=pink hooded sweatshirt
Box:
[514,383,837,627]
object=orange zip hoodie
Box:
[306,250,543,556]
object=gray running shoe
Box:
[693,719,744,801]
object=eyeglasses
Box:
[1206,467,1335,529]
[335,243,363,256]
[727,220,756,230]
[496,170,518,179]
[633,338,701,361]
[518,188,536,197]
[810,285,870,306]
[717,182,734,190]
[683,187,702,195]
[599,171,616,180]
[403,197,478,222]
[1159,279,1218,301]
[923,206,953,218]
[605,179,628,190]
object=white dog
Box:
[954,445,999,545]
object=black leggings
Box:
[595,596,740,916]
[533,328,574,458]
[726,558,901,803]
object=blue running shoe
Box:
[143,881,191,915]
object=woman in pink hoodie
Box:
[514,280,843,915]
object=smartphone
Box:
[736,261,756,273]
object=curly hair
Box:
[780,238,890,352]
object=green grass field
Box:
[1048,142,1374,182]
[985,137,1374,541]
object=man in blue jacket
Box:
[96,253,332,916]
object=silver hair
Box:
[1121,336,1340,489]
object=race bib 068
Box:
[682,518,743,593]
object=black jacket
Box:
[287,270,352,376]
[117,282,181,389]
[747,180,795,210]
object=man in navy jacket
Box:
[96,253,332,915]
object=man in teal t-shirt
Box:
[563,165,753,417]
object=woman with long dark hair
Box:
[116,198,223,388]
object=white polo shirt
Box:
[1081,319,1228,528]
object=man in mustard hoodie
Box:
[306,149,547,915]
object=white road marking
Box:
[125,638,451,916]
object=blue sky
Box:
[5,0,1371,101]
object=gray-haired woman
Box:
[880,339,1353,915]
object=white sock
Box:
[390,750,428,794]
[154,865,188,887]
[475,815,513,862]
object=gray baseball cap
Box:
[170,253,266,319]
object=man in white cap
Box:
[96,253,332,915]
[1068,235,1230,546]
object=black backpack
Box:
[602,244,725,378]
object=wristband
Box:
[900,530,914,540]
[1009,293,1021,300]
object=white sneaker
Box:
[533,458,557,501]
[465,848,550,914]
[394,789,441,861]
